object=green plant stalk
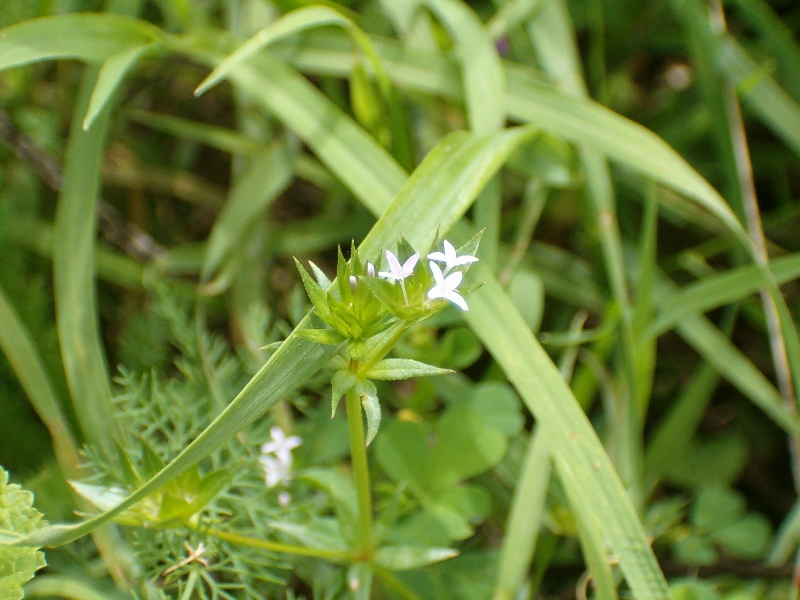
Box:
[346,385,374,560]
[196,524,354,561]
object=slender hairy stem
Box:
[346,386,374,559]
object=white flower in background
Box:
[378,250,419,303]
[427,240,478,275]
[259,454,292,488]
[427,262,469,311]
[259,426,301,464]
[259,426,301,498]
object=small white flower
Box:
[259,426,301,464]
[427,261,468,311]
[378,251,418,282]
[259,454,292,488]
[378,250,419,303]
[366,262,375,277]
[427,240,478,275]
[278,491,292,507]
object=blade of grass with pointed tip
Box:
[425,0,504,267]
[651,253,800,337]
[194,6,349,96]
[0,13,160,69]
[0,285,81,473]
[83,43,153,130]
[425,0,505,133]
[201,143,293,281]
[125,109,263,155]
[675,307,800,436]
[53,68,116,456]
[493,428,551,600]
[717,35,800,158]
[729,0,800,101]
[465,267,670,598]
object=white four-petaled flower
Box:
[259,426,302,464]
[428,262,469,311]
[378,250,419,303]
[378,251,418,282]
[427,240,478,275]
[259,426,301,496]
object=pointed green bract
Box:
[359,380,381,446]
[363,358,453,380]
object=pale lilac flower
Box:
[428,262,468,311]
[427,240,478,275]
[278,491,292,507]
[366,262,375,277]
[259,426,301,464]
[378,250,419,303]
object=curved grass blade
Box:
[201,143,293,282]
[718,35,800,158]
[53,69,117,456]
[194,6,350,96]
[0,13,161,69]
[424,0,505,133]
[492,428,551,600]
[0,285,81,473]
[652,253,800,337]
[465,267,670,598]
[83,43,153,130]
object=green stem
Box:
[346,386,374,559]
[191,523,354,561]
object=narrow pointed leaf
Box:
[373,545,459,570]
[363,358,453,380]
[83,44,151,130]
[359,381,381,446]
[195,6,351,96]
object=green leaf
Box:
[296,328,347,346]
[270,518,349,554]
[202,145,293,281]
[375,420,433,496]
[0,286,80,474]
[0,468,46,600]
[83,43,152,130]
[54,68,117,455]
[294,259,332,321]
[465,265,671,598]
[712,513,772,561]
[424,0,505,133]
[358,379,381,446]
[363,358,453,380]
[194,6,351,96]
[308,260,333,289]
[431,404,507,490]
[468,382,524,436]
[301,469,358,532]
[692,485,746,533]
[373,545,458,571]
[332,370,359,417]
[0,13,161,70]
